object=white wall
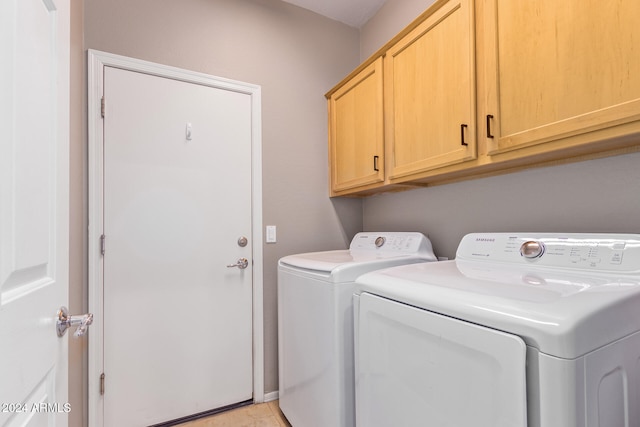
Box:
[360,0,640,260]
[73,1,363,422]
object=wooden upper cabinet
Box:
[482,0,640,155]
[386,0,476,181]
[327,0,640,196]
[328,58,384,195]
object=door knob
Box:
[57,306,94,337]
[227,258,249,269]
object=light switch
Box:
[266,225,277,243]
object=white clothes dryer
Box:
[278,232,437,427]
[354,232,640,427]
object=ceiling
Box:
[280,0,387,28]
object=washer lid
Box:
[279,250,432,282]
[356,255,640,359]
[280,249,397,271]
[278,232,438,282]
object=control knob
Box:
[520,241,545,259]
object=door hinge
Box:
[100,373,105,395]
[101,96,105,118]
[100,234,106,256]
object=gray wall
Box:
[72,1,363,423]
[69,2,86,427]
[360,0,435,60]
[363,153,640,259]
[69,1,640,425]
[360,0,640,260]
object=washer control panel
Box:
[457,233,640,272]
[375,236,386,248]
[350,232,435,257]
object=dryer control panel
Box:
[457,233,640,273]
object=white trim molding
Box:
[263,391,280,403]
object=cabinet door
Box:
[483,0,640,155]
[386,0,476,181]
[329,58,384,194]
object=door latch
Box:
[226,258,249,269]
[57,306,94,337]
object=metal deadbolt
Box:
[237,236,248,247]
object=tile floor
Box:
[177,400,292,427]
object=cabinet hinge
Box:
[100,373,105,395]
[101,96,105,118]
[100,234,106,256]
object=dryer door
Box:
[356,293,528,427]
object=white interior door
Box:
[0,0,70,426]
[98,65,255,426]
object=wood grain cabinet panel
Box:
[386,0,476,181]
[481,0,640,155]
[328,58,384,195]
[326,0,640,196]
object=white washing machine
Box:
[354,232,640,427]
[278,232,437,427]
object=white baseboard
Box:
[263,391,279,402]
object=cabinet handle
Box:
[486,115,494,139]
[373,155,379,171]
[460,124,468,146]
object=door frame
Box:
[87,49,264,426]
